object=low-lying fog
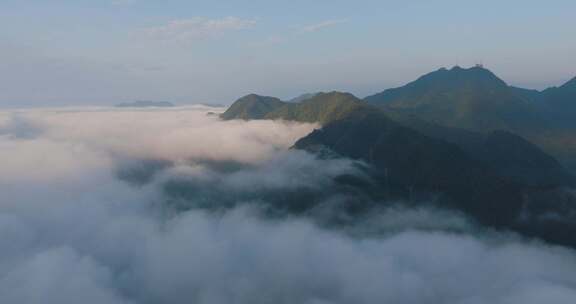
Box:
[1,106,576,304]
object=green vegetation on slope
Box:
[265,92,364,124]
[366,66,576,172]
[220,94,286,120]
[364,66,544,133]
[221,91,365,125]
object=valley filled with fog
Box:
[1,106,576,304]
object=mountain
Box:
[364,66,543,133]
[216,87,576,246]
[223,88,573,188]
[508,77,576,116]
[543,76,576,99]
[389,116,574,187]
[294,107,520,223]
[220,94,286,120]
[509,86,543,103]
[293,106,576,247]
[222,89,573,187]
[116,100,175,108]
[364,66,576,172]
[265,92,364,124]
[286,92,321,103]
[540,76,576,117]
[222,92,364,125]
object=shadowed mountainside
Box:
[293,106,576,247]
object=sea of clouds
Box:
[1,106,576,304]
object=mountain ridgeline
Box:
[217,67,576,248]
[364,66,544,132]
[221,92,365,125]
[364,66,576,170]
[539,76,576,119]
[219,94,286,120]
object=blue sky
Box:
[1,0,575,106]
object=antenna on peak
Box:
[475,60,484,69]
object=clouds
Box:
[137,213,576,304]
[144,17,257,43]
[0,247,128,304]
[301,19,348,32]
[1,106,576,303]
[0,106,316,174]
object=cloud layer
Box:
[1,106,576,303]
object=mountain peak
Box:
[447,64,500,78]
[314,91,358,100]
[406,65,508,90]
[238,93,279,101]
[220,94,285,120]
[364,65,537,132]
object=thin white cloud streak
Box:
[144,17,257,43]
[1,107,576,303]
[301,19,348,32]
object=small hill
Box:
[221,92,364,125]
[265,92,364,124]
[220,94,286,120]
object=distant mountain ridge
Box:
[116,100,175,108]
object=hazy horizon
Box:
[1,0,575,107]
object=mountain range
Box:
[219,66,576,248]
[115,100,175,108]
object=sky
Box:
[0,0,575,107]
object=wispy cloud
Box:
[144,17,257,43]
[301,19,348,32]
